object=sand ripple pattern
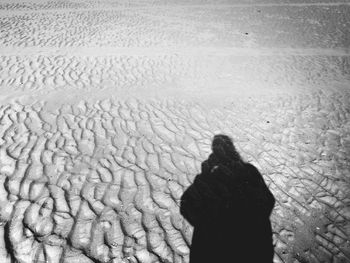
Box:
[0,55,193,92]
[1,5,350,49]
[0,55,349,93]
[0,92,349,263]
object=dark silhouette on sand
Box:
[180,134,275,263]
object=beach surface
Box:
[0,0,349,262]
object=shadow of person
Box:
[180,134,275,263]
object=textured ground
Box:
[0,0,350,263]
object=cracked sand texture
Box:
[0,0,350,263]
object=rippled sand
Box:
[0,1,349,262]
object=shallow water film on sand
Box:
[0,0,350,262]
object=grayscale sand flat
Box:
[0,1,349,262]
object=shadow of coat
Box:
[180,153,275,263]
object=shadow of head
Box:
[211,134,241,163]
